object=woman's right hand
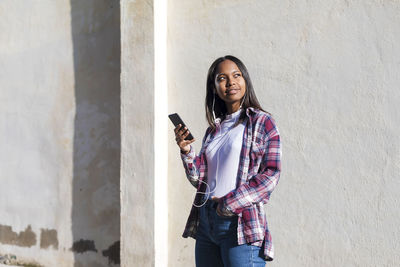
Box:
[174,124,195,154]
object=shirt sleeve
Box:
[180,127,212,188]
[222,116,281,215]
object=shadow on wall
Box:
[70,0,120,266]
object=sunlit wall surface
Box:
[167,1,400,267]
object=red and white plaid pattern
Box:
[181,107,281,261]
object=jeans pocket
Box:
[213,214,238,235]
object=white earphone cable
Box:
[194,94,245,208]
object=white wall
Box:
[0,1,120,266]
[0,1,76,265]
[167,1,400,266]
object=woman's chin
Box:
[223,96,244,104]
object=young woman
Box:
[174,55,281,266]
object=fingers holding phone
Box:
[174,124,195,154]
[169,113,195,154]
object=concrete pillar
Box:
[121,1,159,266]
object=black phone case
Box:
[168,113,194,140]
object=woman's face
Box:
[214,59,246,108]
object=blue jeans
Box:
[195,199,266,267]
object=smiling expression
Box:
[214,59,246,109]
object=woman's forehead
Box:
[216,60,240,75]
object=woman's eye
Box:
[217,77,225,81]
[234,73,241,78]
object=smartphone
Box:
[168,113,194,141]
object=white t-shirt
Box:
[205,109,246,198]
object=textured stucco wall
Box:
[168,1,400,266]
[0,1,75,265]
[121,0,155,266]
[0,1,120,266]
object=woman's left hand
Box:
[211,196,236,217]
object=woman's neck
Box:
[225,102,241,115]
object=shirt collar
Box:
[245,106,257,117]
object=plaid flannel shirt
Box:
[180,107,281,261]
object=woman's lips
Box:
[226,89,240,95]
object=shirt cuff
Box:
[221,192,243,217]
[180,146,194,162]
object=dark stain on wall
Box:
[102,240,120,264]
[40,228,59,249]
[0,224,36,247]
[71,239,98,253]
